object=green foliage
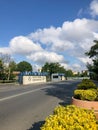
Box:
[17,61,32,72]
[41,62,73,78]
[9,61,17,72]
[0,79,16,83]
[86,40,98,58]
[9,73,16,80]
[0,53,17,80]
[86,40,98,80]
[77,79,97,90]
[0,59,3,72]
[66,69,73,77]
[41,105,98,130]
[74,79,98,101]
[93,59,98,74]
[41,62,66,75]
[0,59,4,80]
[0,73,7,80]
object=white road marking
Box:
[0,86,52,102]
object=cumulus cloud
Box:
[28,26,74,52]
[0,18,98,71]
[90,0,98,17]
[9,36,43,55]
[78,57,92,64]
[0,47,12,55]
[29,18,98,71]
[29,18,98,59]
[62,19,93,42]
[28,27,61,44]
[27,51,65,65]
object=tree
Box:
[0,59,3,72]
[86,40,98,79]
[17,61,32,72]
[66,69,73,77]
[86,40,98,58]
[0,53,12,80]
[41,62,67,81]
[8,61,17,80]
[0,59,4,80]
[9,61,17,72]
[41,62,66,75]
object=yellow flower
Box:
[40,105,98,130]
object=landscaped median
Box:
[40,79,98,130]
[72,79,98,119]
[40,105,98,130]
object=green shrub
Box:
[82,79,92,82]
[41,105,98,130]
[0,80,17,83]
[77,79,97,90]
[74,79,98,101]
[74,89,98,101]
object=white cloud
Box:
[90,0,98,17]
[28,26,74,52]
[9,36,43,55]
[27,51,65,65]
[71,63,81,72]
[0,47,12,55]
[61,18,98,43]
[60,19,98,60]
[29,18,98,63]
[0,18,98,71]
[28,26,61,44]
[93,32,98,39]
[78,57,92,64]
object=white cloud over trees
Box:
[0,17,98,71]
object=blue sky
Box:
[0,0,98,72]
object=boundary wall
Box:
[22,76,46,85]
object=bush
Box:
[41,105,98,130]
[74,89,98,101]
[74,79,98,101]
[77,79,97,90]
[0,80,17,83]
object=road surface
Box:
[0,80,80,130]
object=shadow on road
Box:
[27,80,80,130]
[43,81,78,105]
[27,121,45,130]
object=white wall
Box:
[51,73,65,82]
[23,76,46,85]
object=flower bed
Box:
[40,105,98,130]
[74,89,98,101]
[72,79,98,120]
[74,79,98,101]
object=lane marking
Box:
[0,86,52,102]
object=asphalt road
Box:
[0,80,81,130]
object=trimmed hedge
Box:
[41,105,98,130]
[77,79,97,90]
[73,79,98,101]
[0,80,17,83]
[74,89,98,101]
